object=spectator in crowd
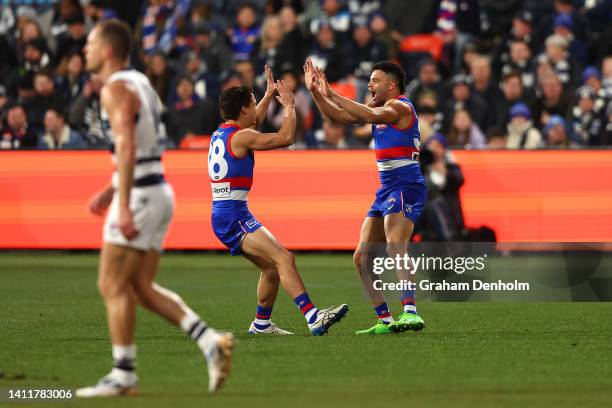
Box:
[315,119,352,149]
[552,12,587,67]
[55,51,86,106]
[0,0,607,152]
[68,74,107,148]
[569,85,605,146]
[23,70,66,136]
[417,90,444,133]
[446,108,486,149]
[309,0,351,38]
[54,13,87,63]
[443,74,488,133]
[278,6,308,72]
[0,85,8,123]
[501,39,536,97]
[1,104,38,149]
[250,15,290,76]
[532,73,571,128]
[38,106,84,150]
[167,76,219,146]
[492,71,527,129]
[406,59,444,110]
[486,126,508,149]
[369,12,396,60]
[7,37,51,97]
[145,51,173,104]
[535,0,591,50]
[544,114,570,148]
[346,14,387,103]
[538,34,576,86]
[505,102,543,149]
[494,11,535,74]
[228,3,260,61]
[470,55,500,114]
[306,21,347,82]
[418,133,467,242]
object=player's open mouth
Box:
[370,91,376,99]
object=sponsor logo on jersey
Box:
[375,124,388,129]
[211,182,230,199]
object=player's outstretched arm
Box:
[253,64,277,129]
[303,59,363,125]
[232,79,296,154]
[315,67,410,125]
[100,82,140,239]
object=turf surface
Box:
[1,253,611,408]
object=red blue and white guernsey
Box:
[208,124,262,255]
[367,96,427,222]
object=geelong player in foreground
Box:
[304,59,426,335]
[77,19,234,397]
[209,78,348,336]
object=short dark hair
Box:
[219,86,254,121]
[96,19,132,61]
[47,106,67,121]
[372,61,406,90]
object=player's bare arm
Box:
[100,82,140,239]
[232,80,296,154]
[317,67,412,126]
[303,59,363,125]
[253,64,277,129]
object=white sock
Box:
[111,344,136,378]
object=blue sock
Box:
[374,302,393,324]
[401,290,417,314]
[294,292,319,324]
[253,305,272,330]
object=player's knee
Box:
[132,280,155,308]
[272,249,295,268]
[353,249,363,268]
[263,267,280,282]
[97,275,127,299]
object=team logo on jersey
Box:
[375,124,388,129]
[211,182,230,199]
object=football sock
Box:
[253,305,272,330]
[401,290,417,314]
[112,344,136,380]
[374,302,393,324]
[294,292,319,324]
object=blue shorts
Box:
[366,183,426,223]
[212,209,262,256]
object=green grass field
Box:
[1,253,611,408]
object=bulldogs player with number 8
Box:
[209,66,349,336]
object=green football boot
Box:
[396,312,425,331]
[356,319,410,334]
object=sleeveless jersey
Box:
[208,124,254,211]
[101,69,166,188]
[372,95,425,187]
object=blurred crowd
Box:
[0,0,611,151]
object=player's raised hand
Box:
[264,64,276,96]
[314,66,332,98]
[275,79,295,108]
[303,59,317,92]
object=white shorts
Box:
[103,182,175,251]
